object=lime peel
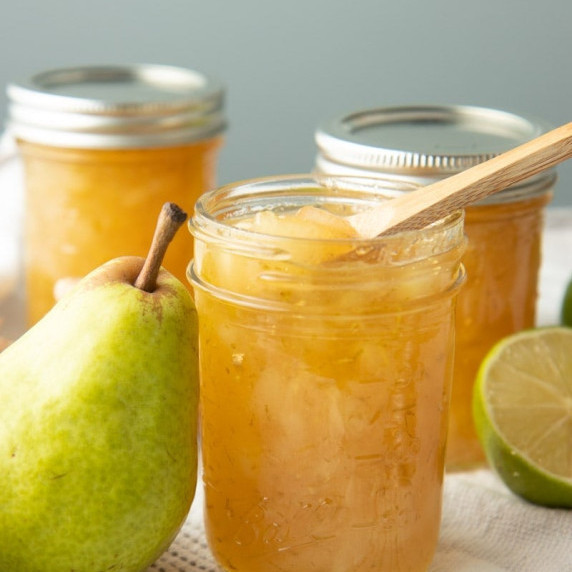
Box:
[561,276,572,327]
[473,326,572,508]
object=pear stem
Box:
[134,202,188,293]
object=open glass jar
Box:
[188,175,466,572]
[314,105,555,470]
[7,64,225,325]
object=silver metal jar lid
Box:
[315,105,556,202]
[6,64,226,148]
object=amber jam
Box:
[189,175,465,572]
[19,139,222,324]
[448,193,552,466]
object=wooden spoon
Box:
[348,122,572,238]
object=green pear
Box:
[0,204,199,571]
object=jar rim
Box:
[189,173,466,264]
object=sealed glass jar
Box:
[6,64,225,325]
[315,105,555,470]
[188,175,466,572]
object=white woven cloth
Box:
[434,470,572,571]
[148,209,572,572]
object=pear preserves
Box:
[189,176,466,572]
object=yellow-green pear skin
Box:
[0,256,199,572]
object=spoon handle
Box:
[350,122,572,238]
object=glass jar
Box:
[6,64,225,325]
[314,105,555,470]
[0,133,25,345]
[188,175,466,572]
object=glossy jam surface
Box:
[191,196,465,572]
[446,194,551,469]
[19,138,222,324]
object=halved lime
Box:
[473,327,572,507]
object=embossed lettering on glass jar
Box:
[188,175,466,572]
[314,105,555,470]
[7,64,225,324]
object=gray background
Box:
[1,0,570,205]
